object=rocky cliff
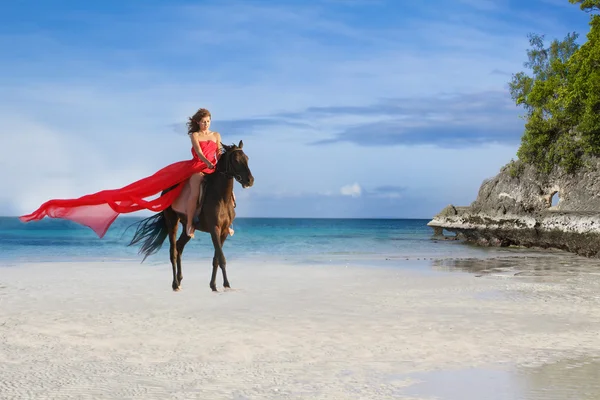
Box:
[428,158,600,257]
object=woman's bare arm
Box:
[190,132,212,165]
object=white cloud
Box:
[340,183,362,197]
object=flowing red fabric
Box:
[19,140,219,238]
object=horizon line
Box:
[0,215,434,220]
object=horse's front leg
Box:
[219,232,230,289]
[209,228,225,291]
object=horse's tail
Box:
[126,212,168,263]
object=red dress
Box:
[19,140,219,238]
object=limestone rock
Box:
[428,158,600,257]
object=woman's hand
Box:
[206,161,216,169]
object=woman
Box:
[180,108,219,238]
[19,108,224,239]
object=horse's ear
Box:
[238,140,243,149]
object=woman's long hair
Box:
[187,108,211,135]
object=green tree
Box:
[509,1,600,174]
[569,0,600,13]
[508,32,580,172]
[563,14,600,153]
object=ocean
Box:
[0,216,522,266]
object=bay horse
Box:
[127,140,254,292]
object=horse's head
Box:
[219,140,254,188]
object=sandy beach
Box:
[1,254,600,399]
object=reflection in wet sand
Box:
[518,357,600,399]
[401,357,600,400]
[431,252,600,281]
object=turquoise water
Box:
[0,216,506,265]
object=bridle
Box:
[218,148,245,185]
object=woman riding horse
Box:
[19,108,232,238]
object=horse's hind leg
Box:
[164,209,181,291]
[176,228,191,286]
[209,229,224,292]
[210,253,219,292]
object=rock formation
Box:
[428,158,600,257]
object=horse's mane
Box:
[220,143,238,153]
[215,143,241,168]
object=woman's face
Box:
[198,116,211,132]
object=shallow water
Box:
[0,216,540,264]
[402,357,600,400]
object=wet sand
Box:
[1,254,600,399]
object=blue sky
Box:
[0,0,592,218]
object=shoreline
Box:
[0,242,583,264]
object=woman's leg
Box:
[186,172,204,238]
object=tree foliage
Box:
[569,0,600,13]
[509,2,600,173]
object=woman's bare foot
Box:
[187,225,195,238]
